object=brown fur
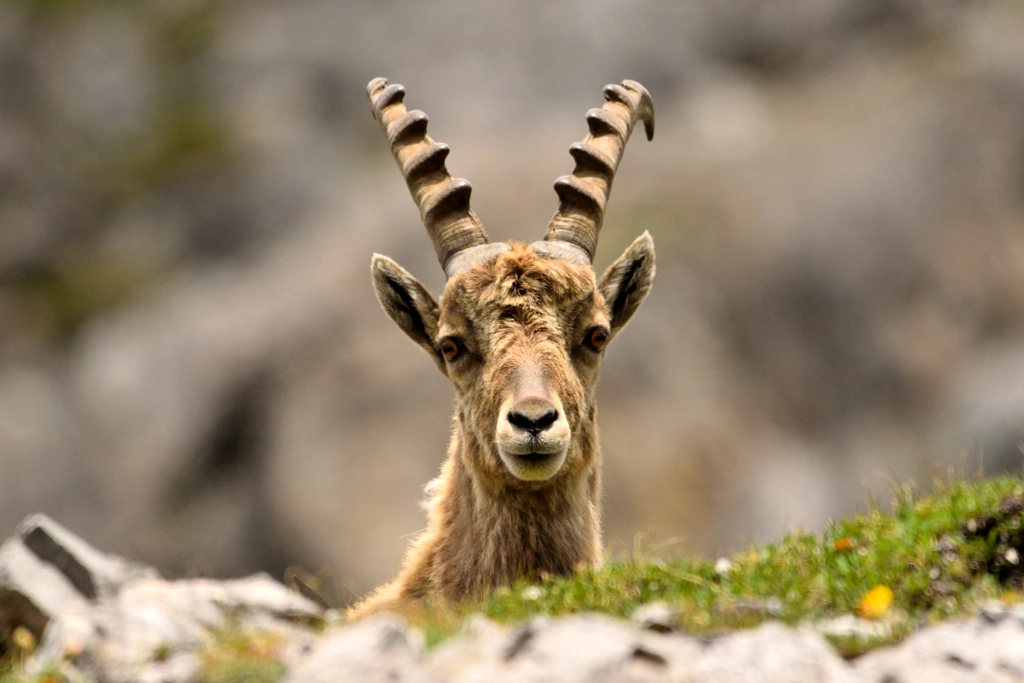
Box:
[349,236,654,618]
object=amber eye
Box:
[440,338,461,362]
[585,327,609,352]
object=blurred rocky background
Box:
[1,0,1023,604]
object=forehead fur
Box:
[448,242,596,310]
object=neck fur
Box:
[419,412,602,600]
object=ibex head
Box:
[368,78,655,486]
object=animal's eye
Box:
[584,327,609,352]
[439,338,462,362]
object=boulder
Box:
[282,616,431,683]
[855,603,1024,683]
[429,614,701,683]
[0,514,322,683]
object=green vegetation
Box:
[0,659,72,683]
[408,474,1024,654]
[0,628,65,683]
[198,623,287,683]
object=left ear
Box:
[598,231,656,335]
[370,254,446,375]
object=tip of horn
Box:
[642,112,655,141]
[620,79,655,141]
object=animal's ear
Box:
[371,254,446,374]
[598,231,656,335]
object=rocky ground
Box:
[3,514,1024,683]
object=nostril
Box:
[508,408,559,435]
[535,409,558,431]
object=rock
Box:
[16,513,158,600]
[218,573,323,622]
[32,575,322,683]
[631,601,679,632]
[428,615,510,680]
[282,616,431,683]
[0,512,167,649]
[431,614,699,683]
[816,614,895,647]
[0,513,156,643]
[689,622,856,683]
[0,536,92,641]
[855,608,1024,683]
[0,514,322,683]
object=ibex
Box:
[348,77,656,618]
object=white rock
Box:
[689,622,857,683]
[0,536,93,640]
[441,614,695,683]
[856,614,1024,683]
[283,616,432,683]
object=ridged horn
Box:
[368,78,496,277]
[541,80,654,263]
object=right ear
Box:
[371,254,446,375]
[598,231,656,337]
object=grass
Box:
[0,661,71,683]
[405,473,1024,654]
[197,622,287,683]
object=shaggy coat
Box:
[348,237,655,618]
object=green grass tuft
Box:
[407,474,1024,651]
[0,660,72,683]
[198,623,287,683]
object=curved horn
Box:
[368,78,498,277]
[541,80,654,263]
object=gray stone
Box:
[283,616,431,683]
[428,615,511,680]
[0,513,164,651]
[0,535,92,641]
[16,513,158,601]
[131,652,202,683]
[816,614,894,646]
[689,622,856,683]
[0,517,324,683]
[217,573,323,622]
[437,614,695,683]
[855,613,1024,683]
[28,573,322,683]
[631,601,679,632]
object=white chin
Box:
[499,450,568,481]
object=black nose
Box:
[508,408,559,435]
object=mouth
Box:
[517,451,554,463]
[497,444,568,482]
[494,403,573,482]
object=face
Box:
[370,233,656,486]
[438,246,610,483]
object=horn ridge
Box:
[367,78,490,275]
[403,142,451,183]
[389,110,429,145]
[568,142,616,177]
[586,108,628,139]
[543,80,655,262]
